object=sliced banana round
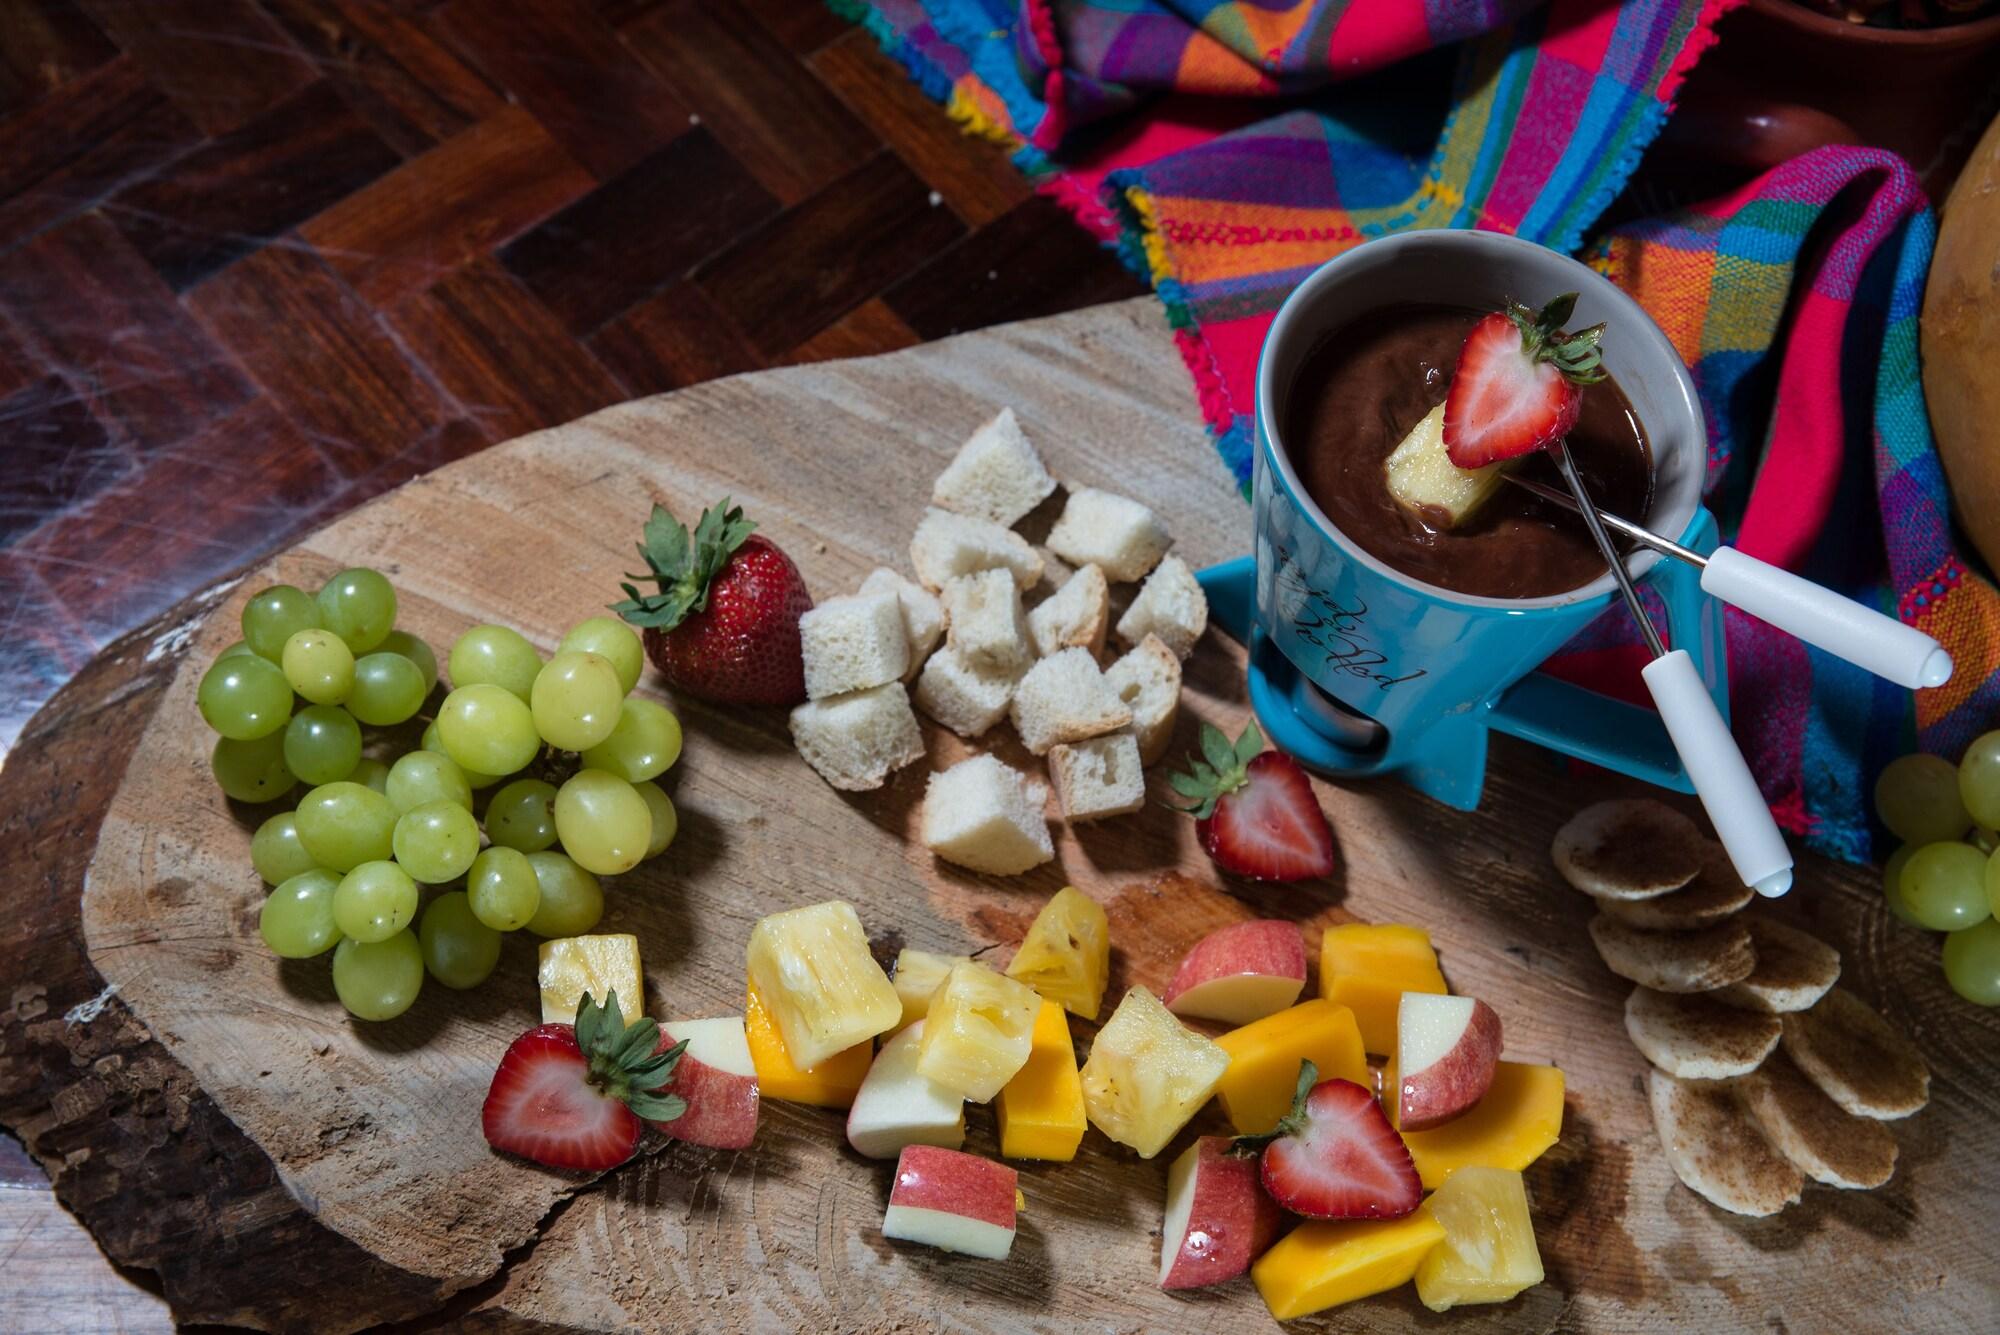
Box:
[1781,988,1930,1121]
[1713,918,1840,1014]
[1588,914,1756,993]
[1596,841,1754,930]
[1735,1051,1898,1190]
[1647,1068,1803,1217]
[1553,799,1707,901]
[1624,986,1780,1079]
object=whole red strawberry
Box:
[1231,1061,1422,1221]
[612,499,813,706]
[1442,292,1607,470]
[483,990,687,1173]
[1170,722,1337,882]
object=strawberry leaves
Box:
[1503,292,1606,387]
[1168,721,1266,820]
[574,989,687,1125]
[612,499,759,633]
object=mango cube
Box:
[1319,923,1447,1055]
[995,1001,1086,1161]
[1079,986,1231,1159]
[746,979,871,1108]
[1005,886,1110,1020]
[889,948,970,1036]
[918,961,1042,1101]
[1385,1059,1565,1190]
[538,934,642,1023]
[1214,999,1369,1134]
[745,900,900,1067]
[1415,1166,1545,1311]
[1251,1211,1446,1321]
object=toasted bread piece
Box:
[1781,989,1930,1120]
[1624,987,1780,1079]
[1588,915,1756,993]
[1713,918,1841,1014]
[931,407,1057,526]
[1114,555,1207,659]
[1554,799,1706,900]
[941,569,1032,675]
[921,753,1054,876]
[1048,733,1145,822]
[1596,843,1754,930]
[1010,647,1132,755]
[860,567,945,678]
[789,683,927,791]
[1028,563,1109,658]
[910,507,1043,591]
[1104,634,1180,765]
[1735,1051,1898,1190]
[1647,1069,1803,1217]
[913,646,1019,739]
[799,592,910,700]
[1045,488,1171,582]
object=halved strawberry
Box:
[1169,722,1336,882]
[1231,1061,1422,1221]
[482,990,687,1173]
[1442,293,1606,469]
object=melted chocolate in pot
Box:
[1286,305,1653,599]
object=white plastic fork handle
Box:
[1642,649,1794,897]
[1700,546,1953,690]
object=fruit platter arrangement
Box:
[4,302,1995,1333]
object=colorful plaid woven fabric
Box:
[834,0,2000,862]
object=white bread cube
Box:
[1045,488,1171,582]
[940,569,1031,674]
[1114,555,1207,659]
[1028,563,1109,658]
[910,508,1044,592]
[800,592,910,700]
[921,753,1053,875]
[1009,647,1132,755]
[1048,733,1145,822]
[790,683,926,791]
[914,647,1019,738]
[1105,634,1181,765]
[931,408,1057,526]
[860,567,945,677]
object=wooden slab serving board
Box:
[5,298,1996,1334]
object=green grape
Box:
[1881,844,1923,926]
[1899,841,1992,931]
[283,704,363,786]
[347,651,426,726]
[1974,826,2000,856]
[448,624,542,701]
[554,769,650,875]
[294,781,398,872]
[486,778,559,853]
[260,869,342,958]
[422,719,503,789]
[635,780,676,858]
[525,850,603,936]
[251,812,319,885]
[217,639,257,660]
[1942,919,2000,1006]
[377,629,439,696]
[532,650,623,752]
[1959,731,2000,830]
[560,616,644,694]
[333,859,418,943]
[468,846,540,931]
[1987,845,2000,920]
[392,800,480,884]
[580,697,681,783]
[197,653,293,740]
[1875,753,1971,847]
[332,931,424,1021]
[242,584,320,662]
[317,567,397,654]
[437,684,540,777]
[282,628,355,705]
[348,756,391,793]
[212,733,294,803]
[385,749,472,813]
[419,891,501,989]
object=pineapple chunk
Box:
[890,948,971,1036]
[1414,1166,1545,1311]
[1384,403,1510,528]
[1005,886,1110,1020]
[1079,986,1231,1159]
[917,961,1041,1101]
[745,901,900,1068]
[538,934,642,1024]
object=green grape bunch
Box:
[1875,732,2000,1006]
[197,570,683,1022]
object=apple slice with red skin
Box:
[1162,920,1307,1026]
[1159,1136,1284,1289]
[881,1145,1018,1260]
[653,1017,759,1149]
[1396,993,1503,1132]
